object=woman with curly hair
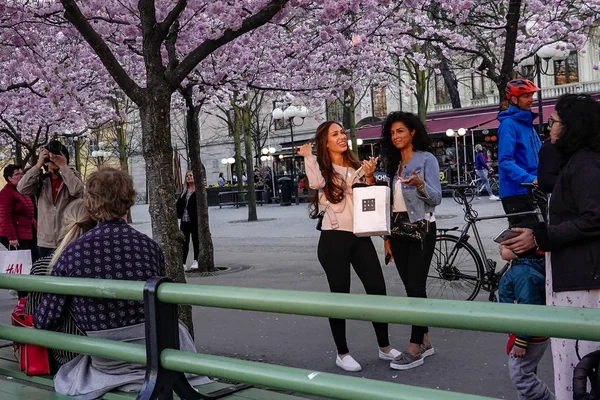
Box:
[297,121,400,372]
[379,111,442,371]
[501,94,600,399]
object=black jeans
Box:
[317,230,389,354]
[180,221,199,264]
[390,222,437,345]
[501,194,546,228]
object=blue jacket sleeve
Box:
[475,153,490,171]
[498,123,537,185]
[417,153,442,207]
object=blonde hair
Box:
[49,199,96,273]
[475,144,483,152]
[85,168,136,221]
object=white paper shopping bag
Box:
[353,185,391,237]
[0,250,33,275]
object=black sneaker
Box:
[390,351,423,370]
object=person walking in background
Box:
[497,79,543,228]
[379,111,442,371]
[498,245,554,400]
[297,121,400,372]
[501,94,600,400]
[0,164,38,261]
[176,171,199,272]
[474,144,500,201]
[17,139,83,258]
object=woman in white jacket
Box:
[297,120,399,372]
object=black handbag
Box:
[390,212,429,243]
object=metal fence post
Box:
[137,277,251,400]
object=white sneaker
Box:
[335,354,362,372]
[378,348,401,361]
[183,263,192,272]
[489,195,500,201]
[190,260,198,270]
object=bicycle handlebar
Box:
[519,182,538,188]
[447,184,478,190]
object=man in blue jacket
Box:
[497,79,542,228]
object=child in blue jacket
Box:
[498,244,554,400]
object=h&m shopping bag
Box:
[0,249,33,275]
[352,183,391,237]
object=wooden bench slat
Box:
[0,377,74,399]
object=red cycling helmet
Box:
[505,79,540,99]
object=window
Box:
[554,51,579,85]
[435,75,450,104]
[470,73,487,99]
[326,99,344,124]
[371,87,387,117]
[273,101,289,130]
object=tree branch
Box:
[60,0,143,103]
[170,0,288,86]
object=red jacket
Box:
[0,182,36,241]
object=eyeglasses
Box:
[547,117,562,128]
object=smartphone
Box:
[493,228,520,243]
[384,253,392,265]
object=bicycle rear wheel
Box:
[452,188,475,205]
[427,234,484,301]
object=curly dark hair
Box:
[379,111,432,177]
[555,94,600,163]
[308,121,361,218]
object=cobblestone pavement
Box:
[0,197,553,399]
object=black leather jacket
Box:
[533,149,600,292]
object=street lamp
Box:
[347,138,363,150]
[91,142,112,166]
[260,146,277,195]
[446,128,467,184]
[220,157,235,184]
[519,42,570,135]
[272,105,308,205]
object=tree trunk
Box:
[415,68,428,124]
[183,96,216,273]
[233,106,244,193]
[138,91,193,337]
[438,53,461,109]
[498,0,522,105]
[346,88,358,156]
[242,104,257,221]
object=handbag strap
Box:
[318,192,339,229]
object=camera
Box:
[44,140,66,163]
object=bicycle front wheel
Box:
[427,234,484,301]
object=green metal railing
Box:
[1,274,600,400]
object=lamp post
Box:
[446,128,467,184]
[520,42,570,135]
[220,157,235,184]
[91,142,111,166]
[272,105,308,205]
[347,138,363,151]
[261,146,277,195]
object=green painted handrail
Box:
[160,349,498,400]
[156,283,600,341]
[0,274,144,300]
[0,324,145,364]
[0,324,497,400]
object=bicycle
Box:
[428,183,545,302]
[451,170,499,205]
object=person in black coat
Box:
[176,171,199,271]
[501,94,600,400]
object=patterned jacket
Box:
[34,219,165,332]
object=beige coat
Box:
[17,166,83,248]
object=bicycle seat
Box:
[447,184,478,190]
